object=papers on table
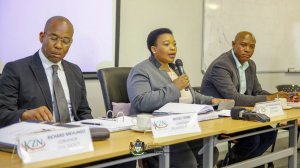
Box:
[70,116,135,132]
[197,111,219,121]
[154,102,214,115]
[217,110,231,117]
[287,102,300,108]
[198,110,232,121]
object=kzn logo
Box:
[21,139,46,152]
[152,120,168,129]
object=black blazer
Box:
[0,52,92,128]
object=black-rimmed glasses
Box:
[45,32,72,45]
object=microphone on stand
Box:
[175,59,188,91]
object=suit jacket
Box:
[127,55,213,115]
[200,50,270,106]
[0,52,93,128]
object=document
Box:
[70,116,135,132]
[287,102,300,108]
[154,102,214,114]
[197,111,219,121]
[217,110,231,117]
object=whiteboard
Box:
[0,0,115,73]
[202,0,300,72]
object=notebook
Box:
[197,111,219,121]
[153,102,214,115]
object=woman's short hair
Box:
[147,28,173,54]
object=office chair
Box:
[192,86,201,93]
[97,67,131,113]
[98,67,146,167]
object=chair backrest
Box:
[97,67,131,112]
[192,86,201,93]
[276,84,300,92]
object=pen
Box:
[289,93,295,97]
[81,122,101,126]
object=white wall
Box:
[119,0,203,86]
[86,0,300,117]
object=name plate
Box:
[254,100,284,117]
[17,126,93,164]
[151,113,201,138]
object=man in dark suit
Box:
[200,31,290,106]
[0,16,93,128]
[200,31,287,167]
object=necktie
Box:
[52,65,70,123]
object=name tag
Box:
[151,113,201,138]
[254,101,284,117]
[18,126,93,164]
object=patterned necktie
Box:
[52,65,70,123]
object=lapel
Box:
[30,52,53,111]
[228,51,241,92]
[149,55,173,82]
[62,61,76,112]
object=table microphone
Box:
[175,59,188,91]
[231,107,270,123]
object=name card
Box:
[254,100,284,117]
[18,126,93,164]
[151,113,201,138]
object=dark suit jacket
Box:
[200,50,270,106]
[0,52,93,128]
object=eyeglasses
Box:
[45,33,73,45]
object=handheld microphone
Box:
[231,107,270,123]
[175,59,188,91]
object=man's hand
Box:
[173,74,190,91]
[266,91,289,101]
[288,92,300,102]
[211,98,233,105]
[21,106,53,122]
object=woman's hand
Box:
[173,74,190,90]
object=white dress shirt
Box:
[231,49,249,94]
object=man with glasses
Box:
[0,16,93,128]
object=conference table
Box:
[0,109,299,168]
[202,109,300,168]
[0,118,222,168]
